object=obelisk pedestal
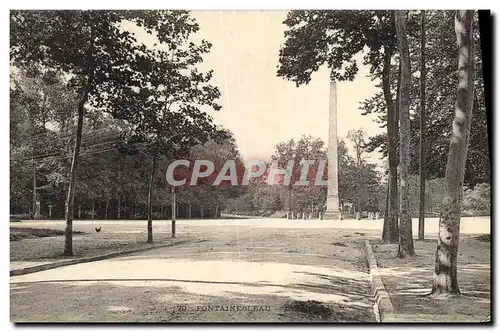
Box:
[324,81,341,220]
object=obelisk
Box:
[324,80,341,219]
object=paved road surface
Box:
[10,217,490,322]
[10,216,491,236]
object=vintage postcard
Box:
[9,9,491,323]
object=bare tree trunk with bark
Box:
[431,10,475,296]
[419,10,427,240]
[147,154,157,243]
[395,10,415,257]
[287,185,293,219]
[117,196,121,219]
[382,44,399,243]
[63,103,84,256]
[171,187,176,238]
[105,198,109,219]
[382,178,390,239]
[63,33,95,256]
[32,162,37,219]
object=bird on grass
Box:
[95,227,102,233]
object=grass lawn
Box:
[10,225,188,262]
[372,235,490,322]
[10,227,85,241]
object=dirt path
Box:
[10,222,376,322]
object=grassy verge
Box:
[372,235,490,321]
[10,226,190,262]
[10,227,85,241]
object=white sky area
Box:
[131,10,385,166]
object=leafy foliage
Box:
[462,183,490,215]
[10,10,227,229]
[228,135,384,216]
[361,11,489,187]
[278,10,399,84]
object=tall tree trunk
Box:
[395,60,401,219]
[105,198,109,219]
[381,44,399,243]
[91,199,95,220]
[431,10,475,296]
[201,204,204,219]
[419,10,427,241]
[188,200,192,219]
[171,187,176,238]
[287,186,293,219]
[63,101,84,256]
[147,154,157,243]
[382,178,390,239]
[63,35,94,256]
[117,196,121,220]
[30,120,40,220]
[395,10,415,257]
[78,204,81,219]
[32,162,37,219]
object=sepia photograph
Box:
[8,7,492,324]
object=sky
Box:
[132,10,385,166]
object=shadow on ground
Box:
[11,225,377,322]
[11,271,375,322]
[372,236,490,321]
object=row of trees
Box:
[10,10,488,296]
[10,10,235,255]
[278,10,487,296]
[226,132,385,218]
[10,91,245,222]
